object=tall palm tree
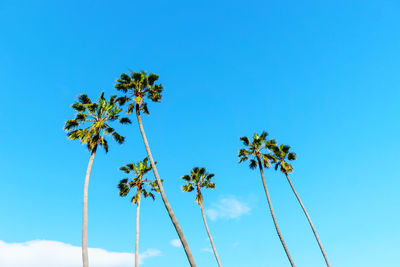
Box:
[238,132,295,266]
[118,157,160,267]
[181,167,222,267]
[64,92,130,267]
[272,144,330,267]
[115,71,196,266]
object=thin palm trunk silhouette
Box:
[82,147,96,267]
[65,93,128,267]
[136,104,196,266]
[200,202,222,267]
[257,157,295,267]
[135,195,141,267]
[285,173,330,266]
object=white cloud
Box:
[0,240,160,267]
[169,239,182,248]
[232,241,240,248]
[206,197,250,221]
[201,247,213,253]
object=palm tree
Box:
[181,167,222,267]
[238,132,295,266]
[118,157,160,267]
[272,144,330,267]
[115,71,196,266]
[64,92,130,267]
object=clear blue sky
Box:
[1,0,399,266]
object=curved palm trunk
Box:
[82,147,97,267]
[200,202,222,267]
[284,173,330,266]
[135,196,141,267]
[135,105,196,267]
[256,157,295,267]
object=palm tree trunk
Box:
[135,196,141,267]
[284,173,330,266]
[199,202,222,267]
[135,104,196,267]
[82,146,97,267]
[256,157,295,267]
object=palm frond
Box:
[260,131,269,141]
[120,166,130,174]
[64,119,79,131]
[182,184,194,192]
[119,117,132,124]
[281,145,290,154]
[205,173,215,180]
[104,127,115,135]
[112,132,125,144]
[147,73,159,86]
[249,159,258,170]
[78,94,91,104]
[288,152,296,161]
[140,103,150,115]
[99,137,108,153]
[195,191,203,205]
[239,136,250,146]
[266,139,277,149]
[116,96,130,106]
[204,181,216,189]
[86,103,98,113]
[71,103,86,112]
[262,157,271,168]
[75,113,87,122]
[127,103,135,115]
[181,175,191,182]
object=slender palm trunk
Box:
[284,174,330,266]
[135,196,141,267]
[82,147,97,267]
[199,202,222,267]
[256,157,295,267]
[135,104,196,267]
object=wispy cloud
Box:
[169,239,182,248]
[206,197,250,221]
[201,247,213,253]
[0,240,160,267]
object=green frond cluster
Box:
[238,131,277,170]
[181,167,216,205]
[64,92,129,152]
[117,157,160,204]
[238,131,297,174]
[271,144,297,174]
[114,71,164,116]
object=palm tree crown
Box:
[238,131,277,169]
[115,71,163,115]
[271,144,297,174]
[181,167,216,204]
[118,158,160,203]
[64,92,131,152]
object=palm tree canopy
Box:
[64,92,131,152]
[238,131,277,169]
[118,157,160,204]
[114,71,163,115]
[181,167,216,205]
[271,144,297,174]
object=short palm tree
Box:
[118,157,159,267]
[238,132,295,266]
[272,144,330,266]
[64,92,130,267]
[181,167,222,267]
[115,71,196,266]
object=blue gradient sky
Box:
[1,0,399,266]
